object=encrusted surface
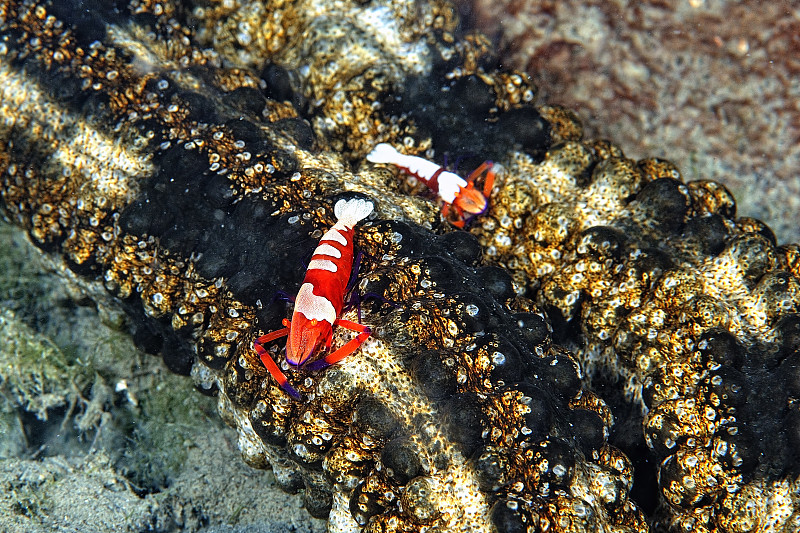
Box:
[1,1,799,532]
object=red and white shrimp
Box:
[366,143,495,228]
[253,198,374,399]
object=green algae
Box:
[117,371,217,492]
[0,219,106,435]
[0,309,91,421]
[0,219,215,492]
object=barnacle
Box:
[1,1,799,532]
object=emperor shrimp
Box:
[253,198,374,399]
[366,143,495,227]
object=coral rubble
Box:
[1,1,798,532]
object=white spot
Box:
[315,243,342,259]
[294,283,336,324]
[308,259,338,272]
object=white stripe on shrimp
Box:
[367,143,467,203]
[323,227,348,246]
[315,243,342,258]
[308,259,338,272]
[294,283,337,324]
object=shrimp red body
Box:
[253,198,374,399]
[366,143,495,227]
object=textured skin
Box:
[1,1,799,532]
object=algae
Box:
[0,219,326,532]
[0,309,90,421]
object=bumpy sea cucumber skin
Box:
[0,1,798,533]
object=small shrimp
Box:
[366,143,495,227]
[253,198,374,399]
